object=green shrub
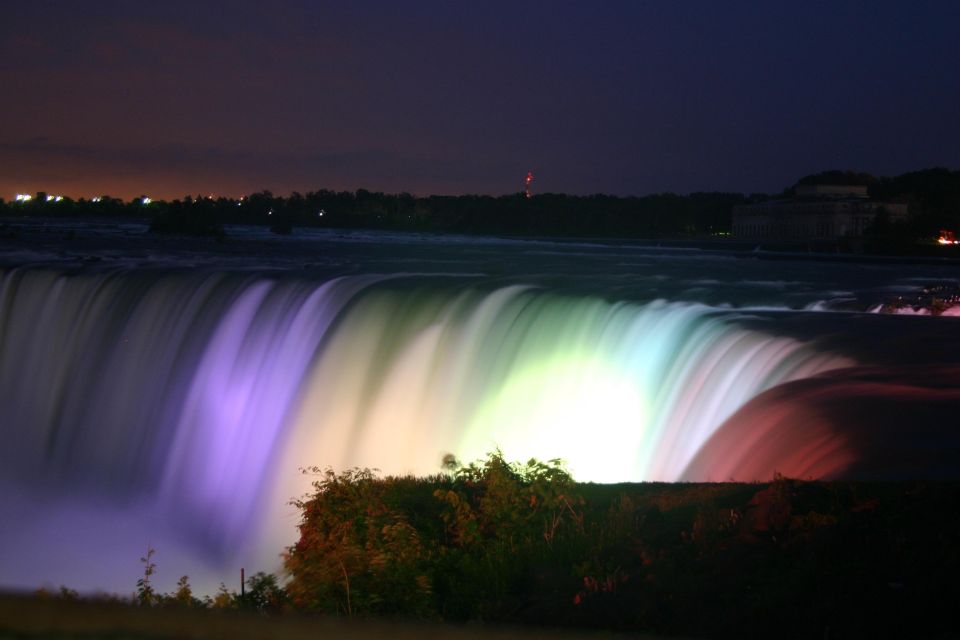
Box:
[284,467,438,617]
[284,452,586,621]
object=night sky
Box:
[1,1,958,200]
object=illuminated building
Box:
[733,183,907,241]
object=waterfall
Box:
[279,284,850,483]
[0,267,851,593]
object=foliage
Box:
[283,456,960,637]
[149,200,225,237]
[209,582,238,609]
[0,187,747,238]
[135,547,158,607]
[169,575,204,608]
[283,467,439,617]
[438,451,584,546]
[430,452,586,620]
[32,586,80,601]
[238,571,289,613]
[871,167,960,235]
[283,452,587,621]
[127,549,285,612]
[796,170,876,186]
[33,466,960,637]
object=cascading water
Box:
[279,284,850,483]
[0,266,853,594]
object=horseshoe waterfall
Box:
[0,263,942,594]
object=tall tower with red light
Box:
[524,171,535,199]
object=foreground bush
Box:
[285,454,960,638]
[284,452,585,620]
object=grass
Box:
[0,593,664,640]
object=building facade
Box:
[732,184,907,241]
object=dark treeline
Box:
[152,189,753,238]
[2,167,959,239]
[0,189,748,238]
[870,168,960,235]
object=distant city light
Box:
[46,195,54,202]
[268,209,274,216]
[318,209,325,217]
[141,197,152,205]
[14,194,32,202]
[92,197,102,203]
[55,195,63,202]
